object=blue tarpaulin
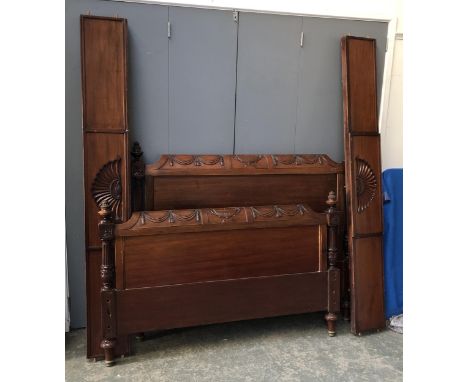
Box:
[382,168,403,318]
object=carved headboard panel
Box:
[144,154,345,212]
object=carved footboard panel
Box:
[97,199,340,365]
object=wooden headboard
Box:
[143,154,345,212]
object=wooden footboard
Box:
[97,194,340,366]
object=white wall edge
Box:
[106,0,393,22]
[379,17,397,133]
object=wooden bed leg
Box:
[99,201,117,366]
[326,191,340,337]
[325,312,337,336]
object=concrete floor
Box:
[65,313,402,382]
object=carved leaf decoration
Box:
[168,155,224,167]
[92,158,122,220]
[355,157,377,213]
[140,210,201,225]
[233,155,264,167]
[208,207,242,223]
[251,204,307,219]
[272,154,338,167]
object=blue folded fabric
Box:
[382,169,403,318]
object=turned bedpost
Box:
[131,142,145,212]
[98,201,117,366]
[325,191,340,336]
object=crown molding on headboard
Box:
[146,154,344,176]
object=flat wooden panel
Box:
[84,133,129,247]
[343,38,378,133]
[116,273,328,334]
[351,136,383,234]
[81,16,127,132]
[351,237,385,333]
[122,226,320,288]
[154,174,337,211]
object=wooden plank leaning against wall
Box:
[341,36,386,335]
[81,15,131,359]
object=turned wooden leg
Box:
[325,192,340,338]
[99,203,118,367]
[101,339,116,367]
[325,312,337,336]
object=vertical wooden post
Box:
[325,191,340,336]
[342,230,351,321]
[98,201,117,366]
[131,142,145,212]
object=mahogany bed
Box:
[81,16,385,363]
[93,153,345,366]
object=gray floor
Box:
[65,313,402,382]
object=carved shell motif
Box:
[92,158,122,220]
[355,157,377,213]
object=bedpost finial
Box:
[131,141,143,157]
[98,200,112,219]
[326,191,337,207]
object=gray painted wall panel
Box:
[168,7,237,154]
[295,18,388,162]
[235,13,302,154]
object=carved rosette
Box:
[92,158,122,220]
[355,157,377,213]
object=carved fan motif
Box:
[355,157,377,213]
[92,158,122,219]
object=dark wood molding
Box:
[147,154,343,176]
[116,204,326,237]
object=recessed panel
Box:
[123,226,319,288]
